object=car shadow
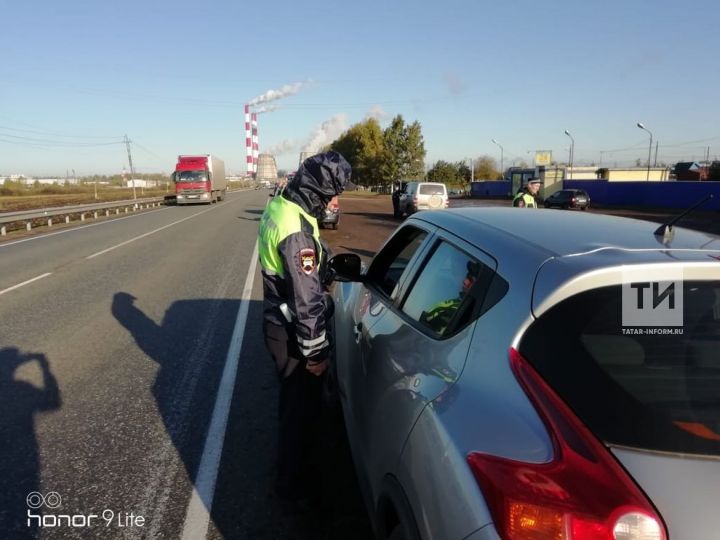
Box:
[0,347,61,537]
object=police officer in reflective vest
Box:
[512,177,542,208]
[258,151,354,502]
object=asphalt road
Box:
[1,190,716,540]
[0,190,372,540]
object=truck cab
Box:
[173,155,227,205]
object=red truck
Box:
[172,155,227,205]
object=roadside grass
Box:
[0,187,170,212]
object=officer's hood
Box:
[282,151,353,218]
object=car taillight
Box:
[466,348,667,540]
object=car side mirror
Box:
[328,253,364,282]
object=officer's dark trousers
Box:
[264,321,323,499]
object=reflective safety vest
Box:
[513,191,537,208]
[423,298,461,335]
[258,196,322,277]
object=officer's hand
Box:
[306,358,328,376]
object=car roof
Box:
[410,207,720,315]
[411,207,720,258]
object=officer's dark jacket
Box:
[258,152,352,362]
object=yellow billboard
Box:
[534,150,552,166]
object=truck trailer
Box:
[172,155,227,205]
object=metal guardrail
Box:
[0,197,168,235]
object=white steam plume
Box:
[253,105,280,114]
[248,81,309,106]
[265,139,296,156]
[365,105,388,122]
[301,114,348,153]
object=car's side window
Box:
[400,242,485,337]
[366,226,429,299]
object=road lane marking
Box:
[181,241,259,540]
[0,272,52,296]
[86,206,217,259]
[0,207,170,248]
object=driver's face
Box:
[462,275,475,293]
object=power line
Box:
[0,124,124,140]
[131,140,164,160]
[0,133,123,147]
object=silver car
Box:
[329,207,720,540]
[398,182,449,216]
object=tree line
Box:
[327,115,510,190]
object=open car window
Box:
[366,225,430,300]
[399,240,508,338]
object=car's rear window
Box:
[520,281,720,456]
[418,184,446,195]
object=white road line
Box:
[0,207,169,249]
[86,206,217,259]
[181,241,259,540]
[0,272,52,296]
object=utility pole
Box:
[124,135,137,202]
[654,141,658,167]
[637,123,653,181]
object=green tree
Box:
[427,161,463,185]
[331,118,385,187]
[473,155,499,180]
[329,113,426,190]
[404,121,426,179]
[379,115,426,189]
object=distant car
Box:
[329,207,720,540]
[320,196,340,229]
[544,188,590,210]
[398,182,448,216]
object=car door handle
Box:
[353,322,363,344]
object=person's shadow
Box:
[0,347,61,537]
[111,292,246,533]
[111,291,374,538]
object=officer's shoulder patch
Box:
[299,248,316,275]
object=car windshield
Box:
[176,170,207,183]
[520,281,720,456]
[418,184,445,195]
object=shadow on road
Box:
[0,347,61,537]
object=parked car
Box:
[398,182,448,216]
[320,195,340,229]
[329,207,720,540]
[543,188,590,210]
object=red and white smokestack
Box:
[245,104,253,177]
[251,112,259,174]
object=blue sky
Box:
[2,0,719,176]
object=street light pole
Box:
[491,139,504,180]
[564,130,575,179]
[637,122,653,181]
